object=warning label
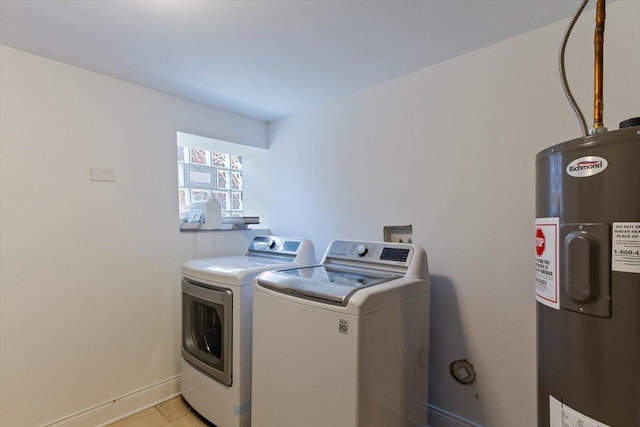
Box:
[535,218,559,310]
[612,222,640,274]
[550,396,610,427]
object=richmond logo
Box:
[566,156,608,177]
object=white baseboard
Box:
[40,377,474,427]
[428,404,482,427]
[41,375,181,427]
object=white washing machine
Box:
[251,239,431,427]
[180,235,315,427]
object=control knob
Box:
[268,240,277,249]
[356,245,368,257]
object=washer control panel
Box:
[326,240,413,266]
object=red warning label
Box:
[535,218,559,310]
[536,228,545,256]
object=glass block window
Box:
[178,146,243,218]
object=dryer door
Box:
[182,278,233,386]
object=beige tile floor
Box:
[107,396,212,427]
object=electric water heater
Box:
[535,123,640,426]
[535,0,639,423]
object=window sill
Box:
[179,226,268,233]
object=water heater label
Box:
[535,218,560,310]
[612,222,640,274]
[549,396,610,427]
[566,156,608,177]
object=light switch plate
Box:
[90,168,116,182]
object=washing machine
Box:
[251,239,431,427]
[180,235,315,427]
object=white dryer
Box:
[180,235,315,427]
[251,240,431,427]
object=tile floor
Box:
[106,396,212,427]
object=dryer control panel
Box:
[248,235,311,257]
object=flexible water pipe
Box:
[559,0,589,136]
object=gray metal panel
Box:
[560,223,611,318]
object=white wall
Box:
[2,3,638,426]
[264,2,639,426]
[0,45,268,427]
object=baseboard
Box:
[428,404,482,427]
[41,377,473,427]
[41,375,181,427]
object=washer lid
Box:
[256,265,399,305]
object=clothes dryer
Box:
[181,235,315,427]
[251,240,430,427]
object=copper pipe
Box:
[593,0,606,131]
